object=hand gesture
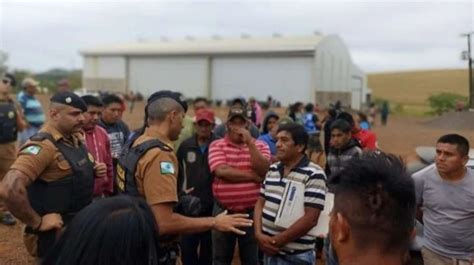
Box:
[213,210,253,235]
[94,162,107,178]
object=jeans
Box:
[323,237,339,265]
[264,250,315,265]
[19,126,41,146]
[212,203,258,265]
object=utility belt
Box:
[24,212,77,257]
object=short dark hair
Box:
[3,73,16,87]
[193,97,209,105]
[277,122,309,152]
[437,134,470,157]
[329,152,416,252]
[101,94,123,107]
[42,196,161,265]
[330,119,352,133]
[336,112,355,128]
[305,103,314,113]
[81,95,103,107]
[307,135,323,153]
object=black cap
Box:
[148,90,187,112]
[50,91,87,112]
[227,106,248,121]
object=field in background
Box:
[368,69,469,115]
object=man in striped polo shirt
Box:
[209,106,271,265]
[254,123,327,265]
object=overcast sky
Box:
[0,0,472,73]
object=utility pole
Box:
[461,32,474,109]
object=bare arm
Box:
[247,141,271,177]
[151,202,252,236]
[2,169,41,228]
[272,207,322,247]
[214,165,262,183]
[254,197,265,237]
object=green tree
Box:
[427,92,467,115]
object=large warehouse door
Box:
[211,56,313,106]
[129,57,208,98]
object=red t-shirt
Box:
[208,137,271,212]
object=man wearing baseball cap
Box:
[18,77,45,145]
[208,105,271,265]
[115,91,253,265]
[2,91,107,259]
[176,108,218,265]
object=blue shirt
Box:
[258,133,277,155]
[18,93,45,127]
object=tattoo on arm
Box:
[3,170,41,228]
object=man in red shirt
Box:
[81,95,114,198]
[336,112,378,151]
[208,106,271,265]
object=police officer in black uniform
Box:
[2,92,106,258]
[116,91,253,265]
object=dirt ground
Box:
[1,97,473,264]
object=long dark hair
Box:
[42,196,161,265]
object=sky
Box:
[0,0,473,73]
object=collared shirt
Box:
[11,123,82,182]
[258,133,277,155]
[260,155,327,253]
[208,137,271,212]
[133,126,179,206]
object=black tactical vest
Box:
[116,138,173,196]
[25,132,95,257]
[0,101,17,143]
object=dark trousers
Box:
[180,230,212,265]
[212,203,258,265]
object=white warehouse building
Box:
[80,35,370,108]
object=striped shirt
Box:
[209,137,271,212]
[260,155,327,253]
[18,93,45,127]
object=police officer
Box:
[116,91,253,265]
[2,91,107,258]
[0,76,25,225]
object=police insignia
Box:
[21,145,42,155]
[187,151,196,163]
[88,153,95,163]
[7,111,14,119]
[160,162,175,174]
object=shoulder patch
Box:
[160,161,175,175]
[21,145,42,155]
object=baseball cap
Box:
[195,108,215,123]
[227,106,248,121]
[50,91,88,112]
[21,77,39,88]
[148,90,188,112]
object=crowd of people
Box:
[0,71,472,265]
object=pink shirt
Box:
[209,137,271,212]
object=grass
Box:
[368,69,469,115]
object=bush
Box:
[428,92,467,115]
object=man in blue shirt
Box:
[18,78,45,146]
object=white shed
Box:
[80,35,370,108]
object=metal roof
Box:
[80,35,325,56]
